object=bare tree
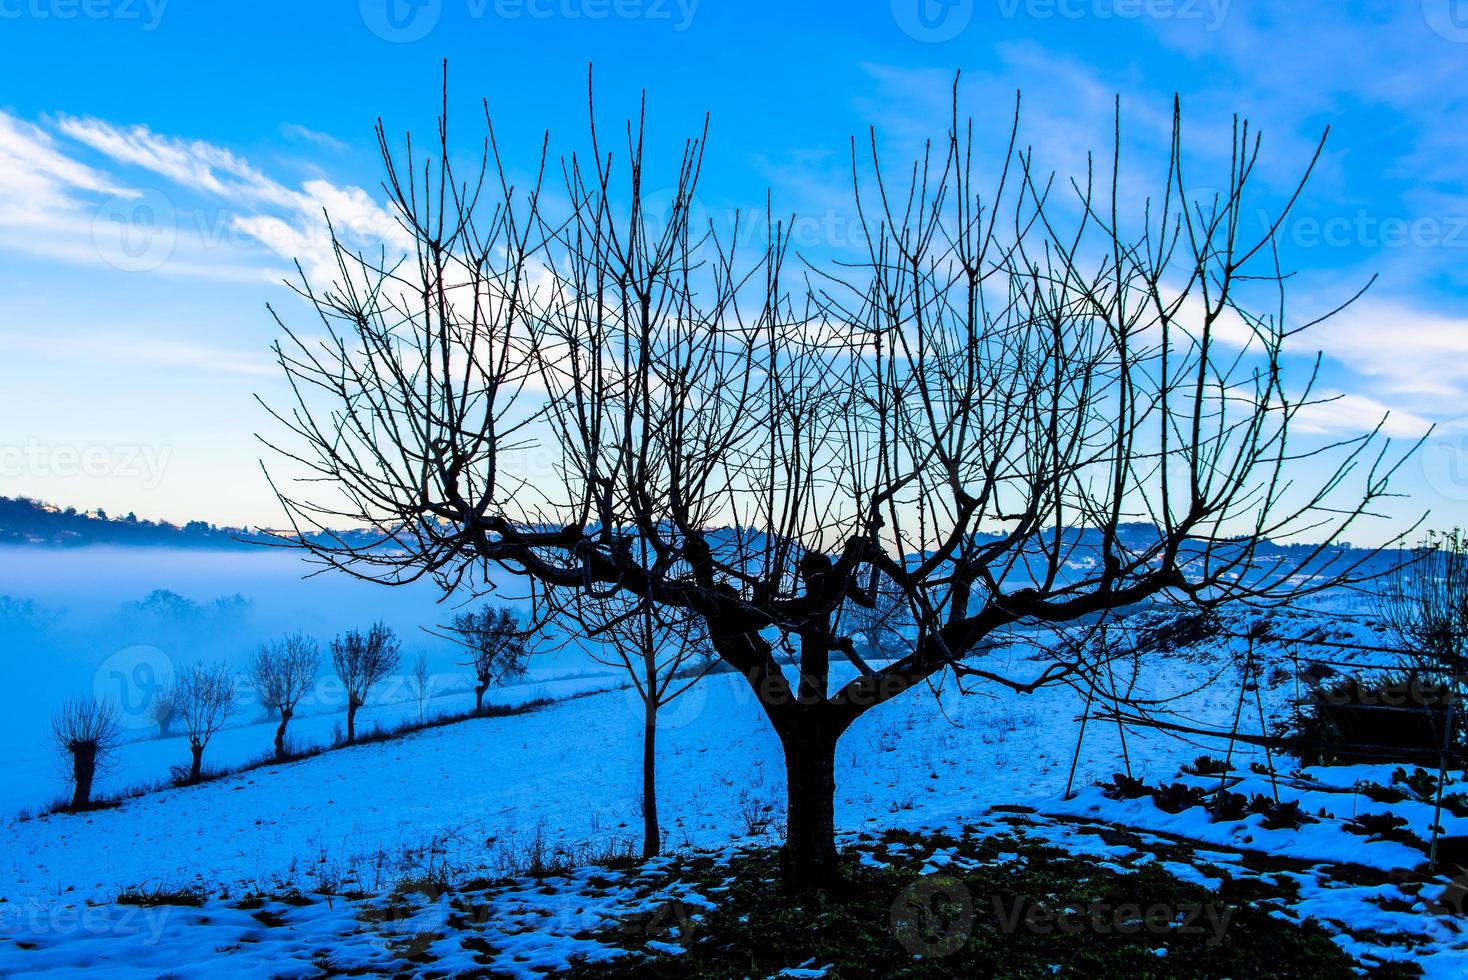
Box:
[449,606,529,714]
[568,585,710,858]
[250,634,321,759]
[1379,530,1468,675]
[330,622,400,743]
[150,682,175,738]
[52,698,122,809]
[261,80,1414,887]
[408,651,432,724]
[175,662,237,783]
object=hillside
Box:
[1,604,1465,976]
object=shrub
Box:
[1100,772,1150,801]
[1151,783,1207,814]
[1210,790,1250,822]
[1183,754,1233,776]
[1342,812,1420,847]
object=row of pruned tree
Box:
[51,612,528,809]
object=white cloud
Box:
[55,115,295,208]
[1313,299,1468,403]
[281,123,348,152]
[0,111,412,288]
[0,112,134,226]
[1291,391,1432,440]
[0,330,276,377]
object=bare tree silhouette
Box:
[261,76,1414,887]
[250,634,321,760]
[176,662,237,783]
[52,698,121,809]
[565,582,710,858]
[448,606,528,714]
[330,623,400,744]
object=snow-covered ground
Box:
[1,569,1466,975]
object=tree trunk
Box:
[778,724,841,890]
[274,708,291,760]
[189,743,204,783]
[475,682,487,715]
[642,695,660,859]
[346,699,359,743]
[70,743,97,809]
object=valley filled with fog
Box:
[0,545,610,814]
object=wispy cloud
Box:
[1292,391,1432,440]
[0,112,134,226]
[0,111,410,287]
[281,123,348,153]
[0,330,277,377]
[56,115,296,208]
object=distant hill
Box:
[0,496,1389,580]
[0,496,380,550]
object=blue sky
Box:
[1,0,1466,541]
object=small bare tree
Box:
[1380,530,1468,676]
[150,682,175,738]
[330,622,400,743]
[175,662,237,783]
[408,651,432,724]
[449,606,529,714]
[52,698,122,809]
[569,588,709,858]
[250,634,321,760]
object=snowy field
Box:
[1,549,1466,975]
